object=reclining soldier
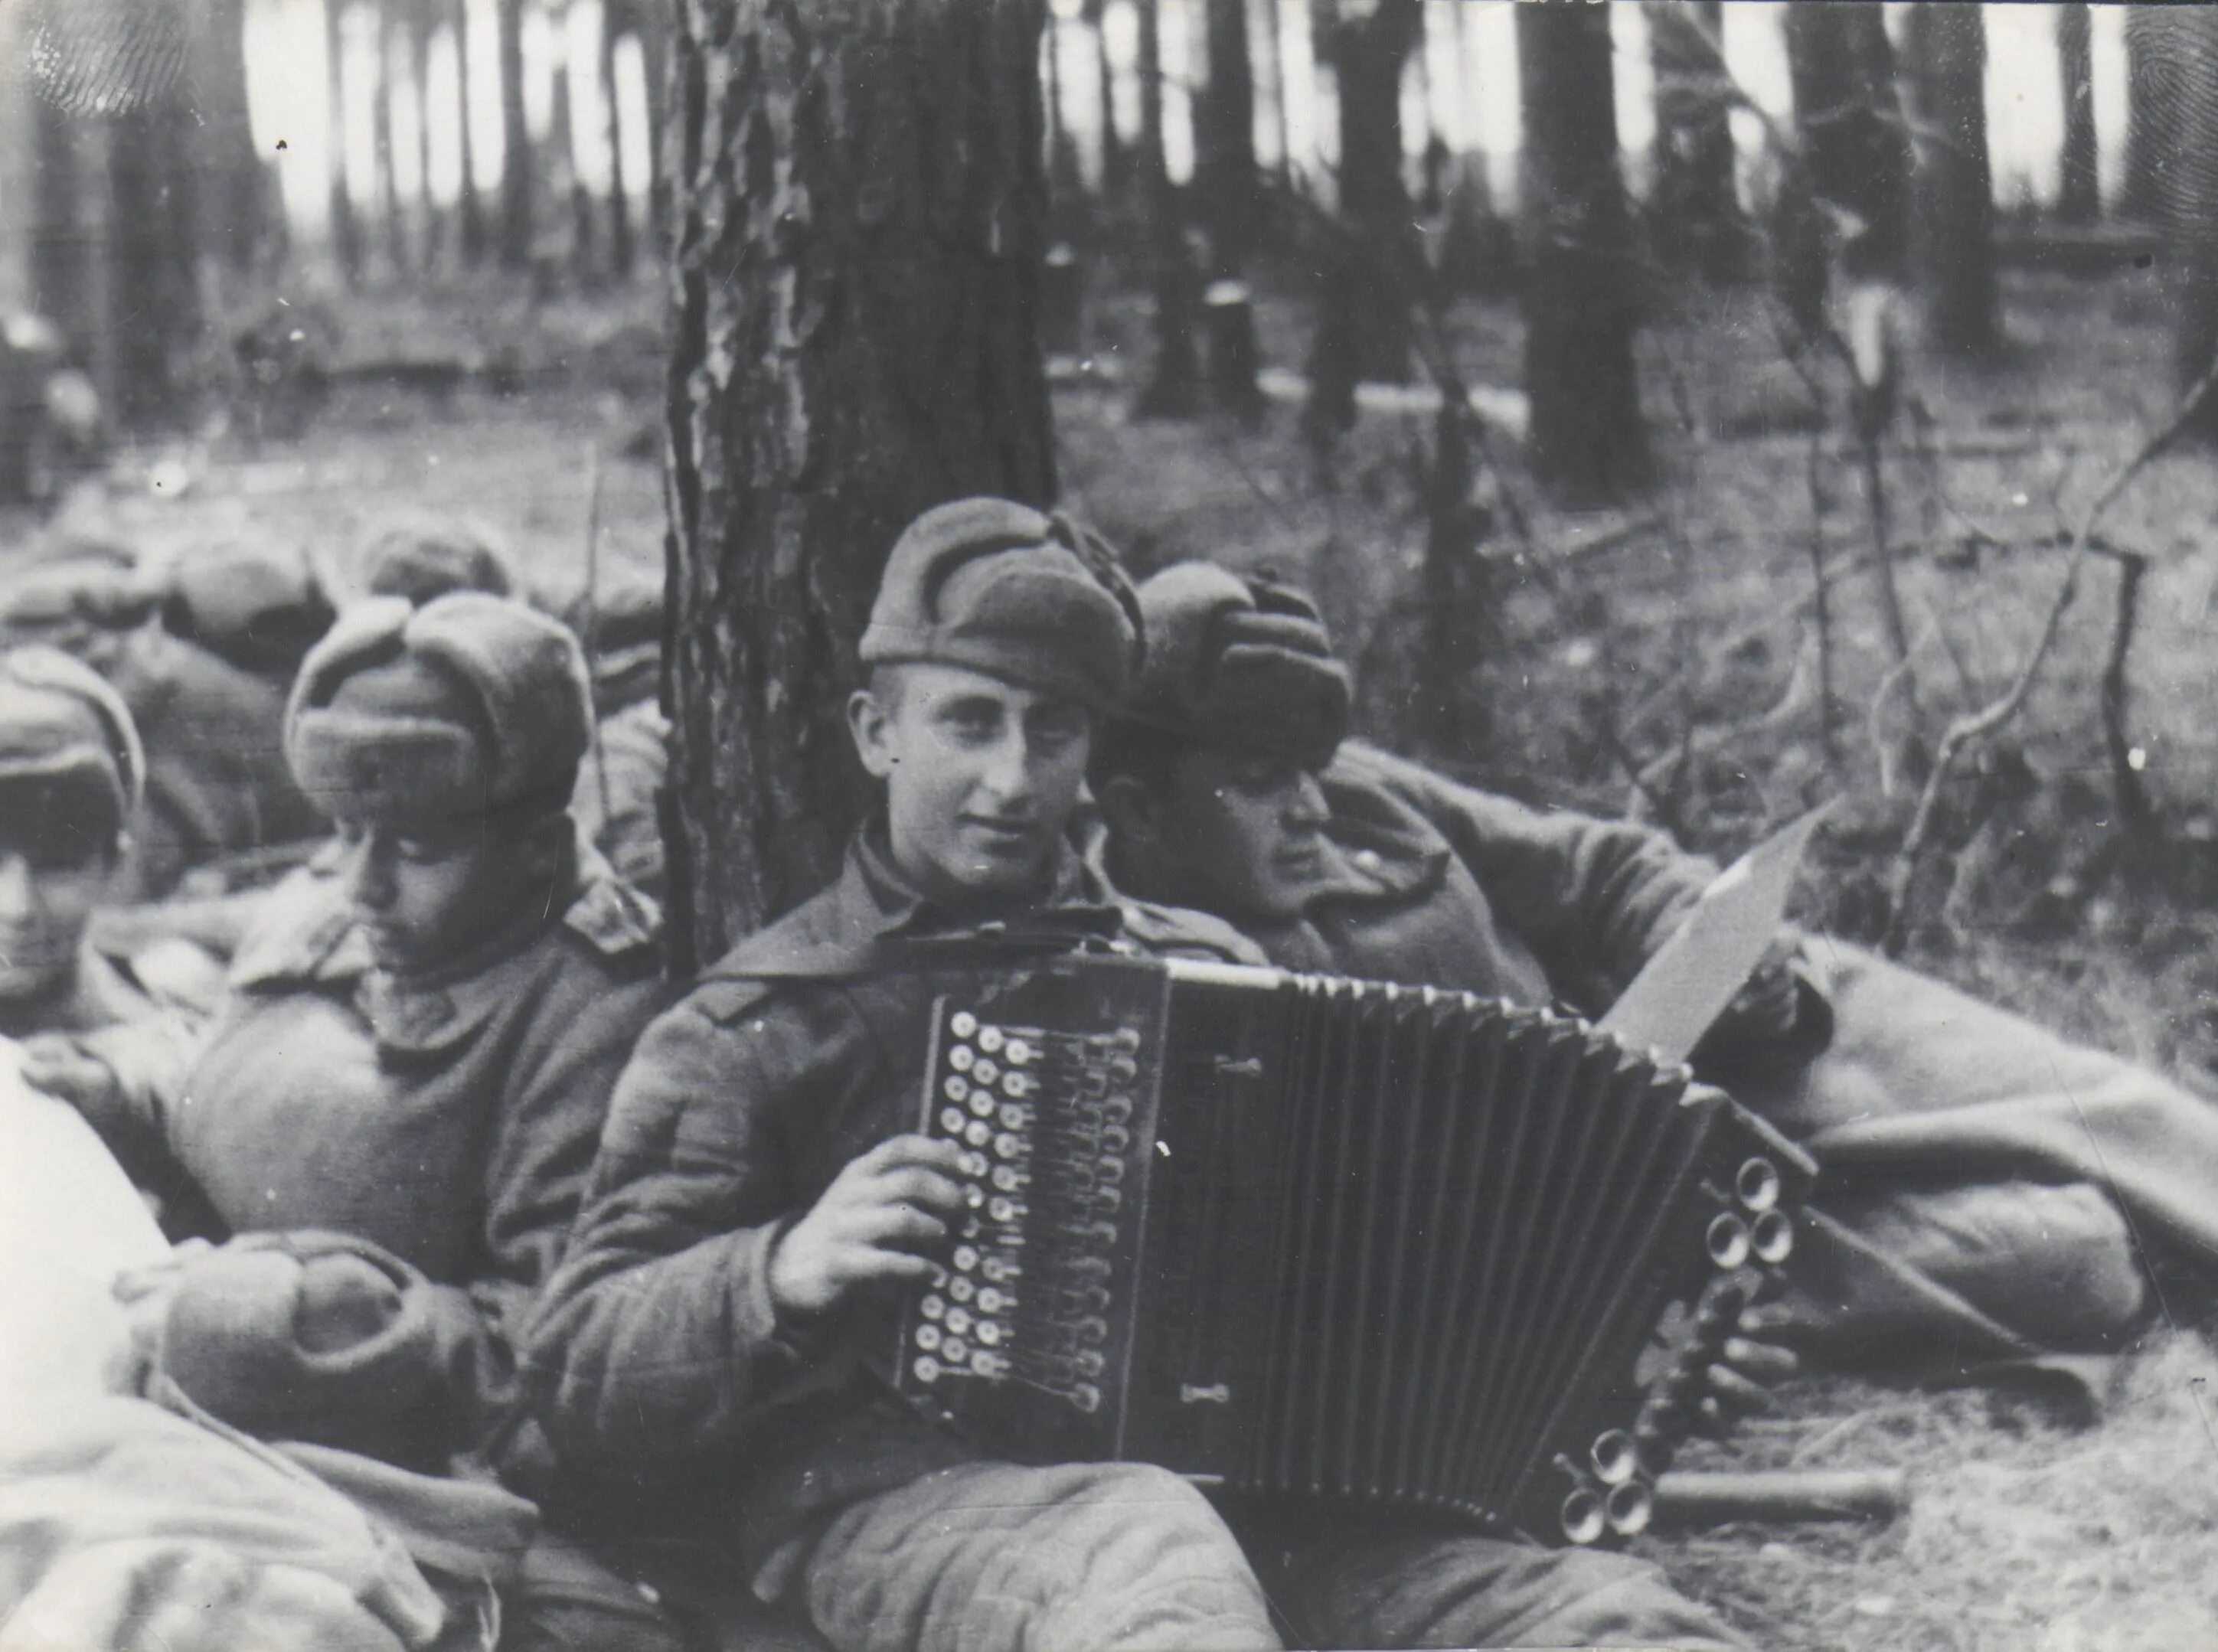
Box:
[524,499,1752,1652]
[1091,563,2163,1363]
[20,592,683,1652]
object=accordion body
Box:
[895,954,1813,1545]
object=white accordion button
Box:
[950,1012,978,1039]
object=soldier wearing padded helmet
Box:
[22,593,684,1652]
[1091,566,2171,1429]
[527,500,1289,1652]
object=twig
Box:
[1882,352,2218,953]
[2102,549,2158,841]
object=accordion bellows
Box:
[896,955,1814,1545]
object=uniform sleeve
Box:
[445,961,671,1452]
[521,991,818,1488]
[1344,743,1713,1008]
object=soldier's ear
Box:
[1096,772,1163,850]
[848,686,897,779]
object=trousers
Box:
[786,1460,1280,1652]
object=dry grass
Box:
[11,265,2218,1650]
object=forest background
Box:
[7,2,2218,1647]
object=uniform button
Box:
[950,1012,978,1039]
[949,1045,975,1072]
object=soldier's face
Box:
[0,842,111,1003]
[850,663,1093,906]
[1124,747,1334,925]
[333,815,546,975]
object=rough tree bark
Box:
[1782,1,1911,282]
[664,0,1057,970]
[2127,6,2218,439]
[1647,0,1739,282]
[1195,0,1258,276]
[1518,0,1648,502]
[1901,3,1997,357]
[2056,5,2098,226]
[496,0,531,270]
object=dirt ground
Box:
[9,259,2218,1650]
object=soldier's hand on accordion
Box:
[768,1134,967,1319]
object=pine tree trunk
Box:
[372,2,409,273]
[1518,0,1647,503]
[1321,0,1419,386]
[410,0,443,270]
[1782,1,1910,281]
[1086,0,1129,225]
[664,0,1057,969]
[455,0,486,263]
[631,0,671,244]
[600,0,635,278]
[1647,0,1738,281]
[1137,0,1199,416]
[2056,5,2098,225]
[547,6,595,279]
[1902,3,1997,357]
[2122,8,2178,225]
[108,100,202,427]
[329,0,364,282]
[2128,6,2218,436]
[496,0,531,270]
[191,0,266,279]
[1195,0,1258,276]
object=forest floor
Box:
[9,256,2218,1650]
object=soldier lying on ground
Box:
[521,499,1758,1652]
[18,593,682,1652]
[0,645,224,1046]
[1090,562,2172,1366]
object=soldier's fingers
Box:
[866,1165,968,1214]
[867,1134,965,1174]
[1704,1363,1773,1415]
[846,1203,949,1252]
[1721,1336,1799,1383]
[831,1245,939,1289]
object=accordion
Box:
[893,954,1815,1545]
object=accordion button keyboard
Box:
[939,1107,966,1135]
[915,1323,942,1351]
[977,1026,1004,1054]
[949,1012,978,1039]
[942,1339,969,1365]
[972,1059,1000,1086]
[913,1355,942,1383]
[920,1295,945,1321]
[1005,1039,1033,1066]
[998,1103,1028,1131]
[949,1277,975,1304]
[949,1045,974,1072]
[952,1245,979,1272]
[945,1306,973,1336]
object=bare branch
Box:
[1880,351,2218,953]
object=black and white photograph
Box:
[2,2,2216,1647]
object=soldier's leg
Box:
[794,1461,1281,1652]
[500,1531,691,1652]
[1241,1517,1745,1651]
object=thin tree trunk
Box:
[454,0,486,263]
[373,1,409,273]
[328,0,364,282]
[1137,0,1199,415]
[1782,1,1911,282]
[496,0,531,270]
[410,0,443,269]
[1902,3,1997,357]
[599,0,635,277]
[1319,0,1419,386]
[665,0,1057,967]
[1519,0,1648,502]
[2056,5,2098,225]
[1647,0,1737,281]
[2130,5,2218,437]
[1087,0,1129,224]
[2122,6,2178,225]
[191,0,265,279]
[1196,0,1258,276]
[630,0,670,244]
